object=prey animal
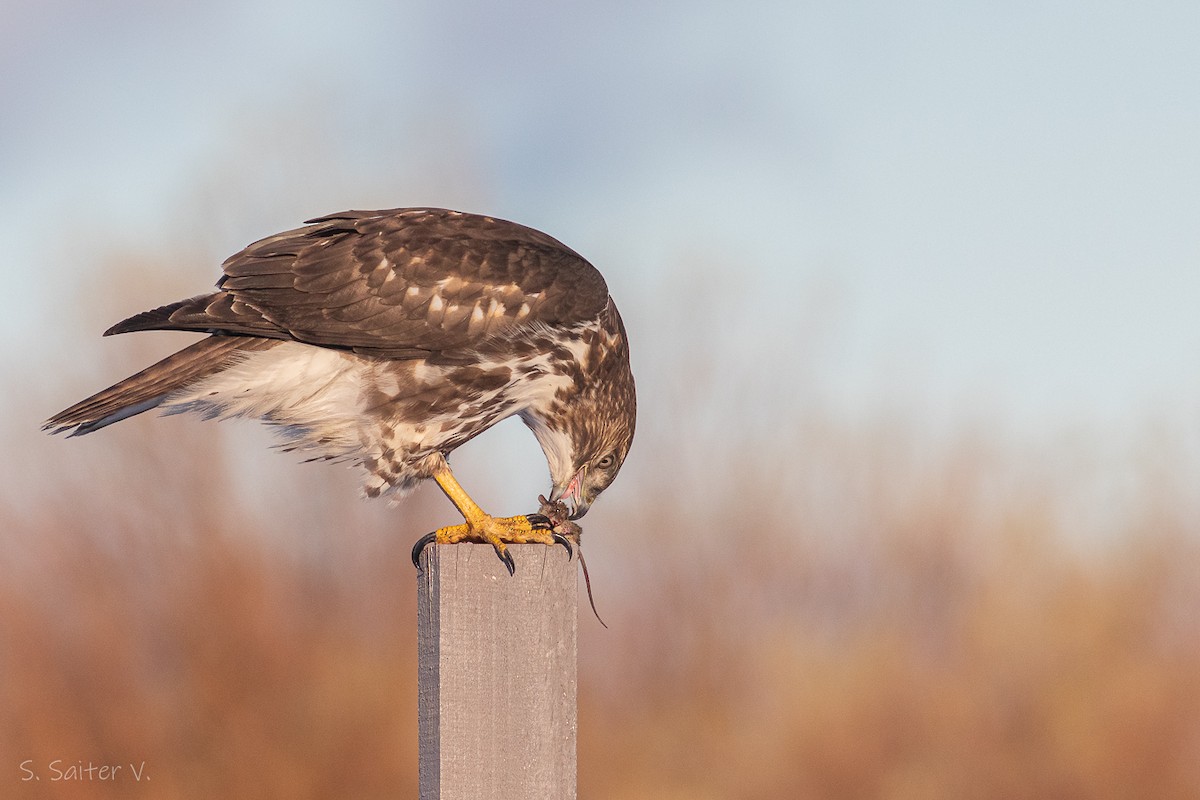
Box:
[45,208,636,573]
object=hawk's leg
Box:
[411,458,572,574]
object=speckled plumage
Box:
[45,208,636,518]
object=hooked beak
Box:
[551,468,590,520]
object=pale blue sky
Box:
[4,0,1199,452]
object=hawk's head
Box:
[524,301,636,520]
[548,365,636,519]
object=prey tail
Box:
[44,336,277,437]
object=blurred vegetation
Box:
[3,235,1199,800]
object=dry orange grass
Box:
[573,410,1200,800]
[4,398,1198,799]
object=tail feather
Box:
[44,336,277,436]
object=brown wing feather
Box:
[106,208,611,358]
[43,336,278,436]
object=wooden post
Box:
[417,543,577,800]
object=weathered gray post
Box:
[417,543,577,800]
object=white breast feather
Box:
[163,342,366,456]
[158,332,585,490]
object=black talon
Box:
[526,513,552,530]
[552,533,574,559]
[412,532,438,569]
[495,545,516,576]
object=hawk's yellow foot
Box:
[411,513,571,574]
[411,458,573,574]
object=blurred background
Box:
[3,1,1200,797]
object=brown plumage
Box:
[46,208,636,567]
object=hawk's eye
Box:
[595,453,616,470]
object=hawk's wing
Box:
[108,208,610,359]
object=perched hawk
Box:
[45,208,637,572]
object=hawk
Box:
[45,208,637,573]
